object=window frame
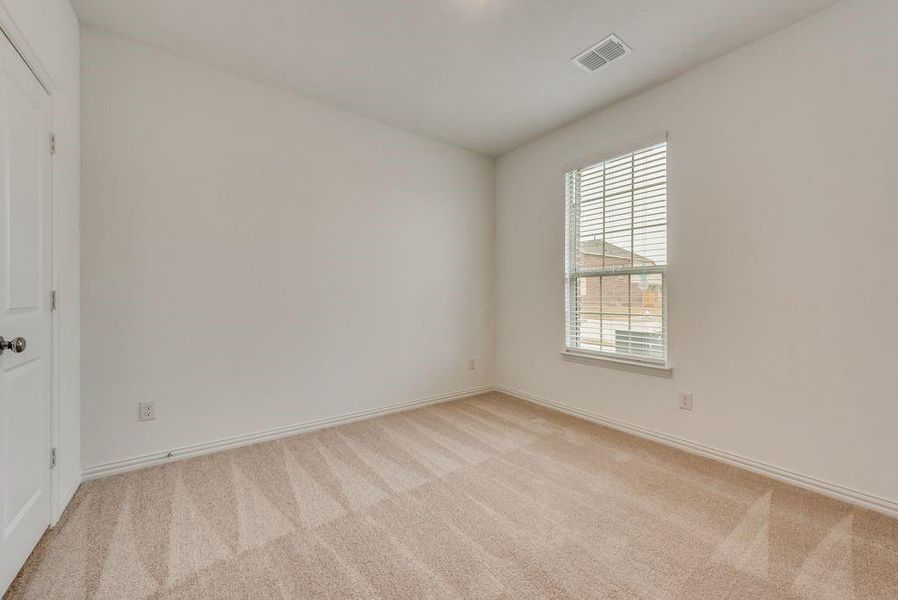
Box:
[561,135,671,373]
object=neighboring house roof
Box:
[579,239,655,265]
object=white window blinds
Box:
[564,140,668,365]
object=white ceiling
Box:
[71,0,839,156]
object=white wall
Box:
[0,0,80,521]
[496,0,898,506]
[81,30,494,469]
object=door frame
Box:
[0,6,62,528]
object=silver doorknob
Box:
[0,336,26,355]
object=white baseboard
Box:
[81,386,493,481]
[495,385,898,519]
[80,382,898,519]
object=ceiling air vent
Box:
[572,34,631,72]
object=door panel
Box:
[6,74,42,312]
[3,358,44,535]
[0,30,52,594]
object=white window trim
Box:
[561,132,669,174]
[559,348,673,377]
[561,134,671,373]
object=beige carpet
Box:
[6,392,898,599]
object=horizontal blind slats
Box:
[564,141,668,364]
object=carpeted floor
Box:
[6,392,898,599]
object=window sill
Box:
[560,350,673,378]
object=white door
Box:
[0,32,53,594]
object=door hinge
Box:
[49,133,56,155]
[50,447,57,469]
[50,290,57,311]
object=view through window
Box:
[564,140,667,365]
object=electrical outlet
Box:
[678,392,693,411]
[138,401,156,421]
[467,358,476,370]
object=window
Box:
[564,140,667,366]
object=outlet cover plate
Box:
[139,401,156,421]
[678,392,693,411]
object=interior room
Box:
[1,0,896,597]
